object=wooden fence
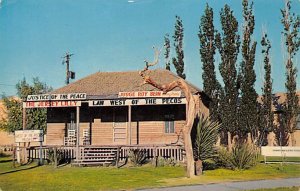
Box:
[27,145,184,163]
[27,146,76,161]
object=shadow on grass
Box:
[0,163,40,176]
[0,159,13,163]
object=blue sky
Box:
[0,0,299,96]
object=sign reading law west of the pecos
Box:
[23,91,186,108]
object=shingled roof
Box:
[52,69,202,99]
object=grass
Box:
[0,157,185,191]
[0,157,300,191]
[162,162,300,187]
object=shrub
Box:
[153,156,178,167]
[0,150,8,157]
[128,149,148,166]
[216,143,259,170]
[193,115,220,161]
[47,148,65,165]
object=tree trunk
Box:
[267,132,275,146]
[139,48,197,178]
[183,130,195,177]
[227,131,232,151]
[195,160,203,175]
[247,133,252,144]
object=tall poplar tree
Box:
[238,0,258,142]
[198,4,220,122]
[281,0,300,146]
[164,33,171,71]
[260,32,274,146]
[216,5,240,148]
[172,15,186,79]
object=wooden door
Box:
[113,108,127,144]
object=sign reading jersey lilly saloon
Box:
[23,100,81,108]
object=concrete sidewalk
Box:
[140,177,300,191]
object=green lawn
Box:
[0,157,185,191]
[0,157,300,191]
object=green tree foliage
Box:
[260,32,274,146]
[0,78,52,132]
[281,0,300,145]
[215,5,240,144]
[0,97,22,132]
[164,33,171,71]
[238,0,258,141]
[193,115,220,161]
[198,4,221,122]
[172,15,186,79]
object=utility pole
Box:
[62,52,75,85]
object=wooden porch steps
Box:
[72,147,119,166]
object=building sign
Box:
[23,101,81,108]
[118,91,181,98]
[89,98,186,107]
[26,93,86,101]
[261,146,300,157]
[15,130,44,143]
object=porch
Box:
[46,104,187,146]
[27,145,184,166]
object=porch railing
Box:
[27,146,76,161]
[120,146,184,161]
[27,145,184,163]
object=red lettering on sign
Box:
[150,91,161,97]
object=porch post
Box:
[22,107,26,130]
[128,105,132,145]
[76,106,80,161]
[22,107,26,163]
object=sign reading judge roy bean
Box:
[118,91,181,98]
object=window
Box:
[165,114,175,134]
[296,114,300,130]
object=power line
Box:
[0,83,15,87]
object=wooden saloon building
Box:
[23,69,208,164]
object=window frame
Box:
[164,114,175,134]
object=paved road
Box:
[140,178,300,191]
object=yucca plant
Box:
[193,115,220,161]
[217,143,259,170]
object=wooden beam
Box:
[22,107,26,163]
[76,106,80,161]
[128,105,132,145]
[22,107,26,130]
